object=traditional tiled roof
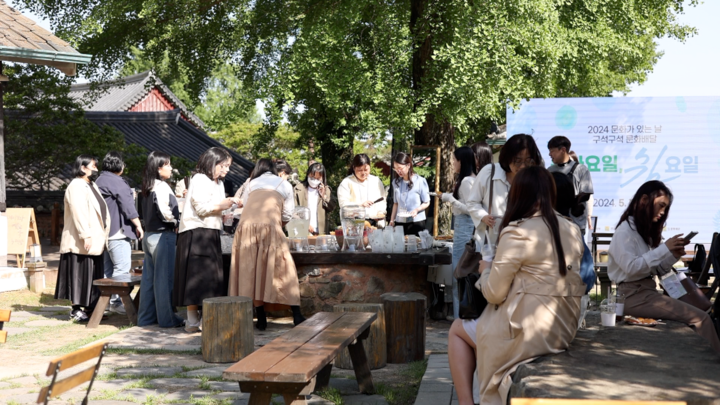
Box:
[6,110,252,192]
[84,110,251,189]
[69,71,206,128]
[0,0,91,75]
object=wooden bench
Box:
[37,341,108,404]
[0,309,10,343]
[87,273,141,329]
[223,311,377,405]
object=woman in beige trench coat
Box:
[475,166,585,405]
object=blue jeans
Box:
[104,237,132,306]
[452,214,475,319]
[138,232,183,327]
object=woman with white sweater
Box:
[173,147,239,333]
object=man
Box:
[95,151,144,314]
[547,136,594,235]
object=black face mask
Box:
[88,169,99,182]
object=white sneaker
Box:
[109,303,127,315]
[446,315,455,321]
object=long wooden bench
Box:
[87,273,141,328]
[223,311,377,405]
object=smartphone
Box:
[684,231,698,243]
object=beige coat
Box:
[476,214,585,405]
[60,178,111,256]
[293,182,336,235]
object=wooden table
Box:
[223,311,376,405]
[87,273,141,328]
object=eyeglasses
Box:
[512,158,535,166]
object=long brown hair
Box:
[499,166,568,276]
[617,181,673,248]
[392,152,415,189]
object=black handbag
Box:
[453,164,494,319]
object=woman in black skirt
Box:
[55,155,111,322]
[173,147,239,333]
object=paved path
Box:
[1,307,453,405]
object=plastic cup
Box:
[600,299,616,327]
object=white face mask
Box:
[308,178,322,188]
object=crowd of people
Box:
[52,134,719,404]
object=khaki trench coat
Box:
[60,178,111,256]
[476,214,585,405]
[293,182,336,235]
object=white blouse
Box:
[608,217,678,284]
[466,163,511,248]
[179,173,225,233]
[441,175,475,216]
[242,172,295,222]
[337,174,387,219]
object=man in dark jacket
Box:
[95,151,144,314]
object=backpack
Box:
[567,162,590,217]
[688,243,707,274]
[580,240,595,294]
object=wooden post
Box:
[381,292,427,364]
[0,61,5,213]
[202,296,254,363]
[51,202,60,246]
[333,303,386,370]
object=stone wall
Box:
[295,264,432,316]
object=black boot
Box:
[291,305,306,326]
[255,305,267,331]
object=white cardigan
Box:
[466,163,511,248]
[179,173,225,233]
[337,174,387,219]
[60,178,111,256]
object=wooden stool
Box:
[202,296,254,363]
[333,303,386,370]
[380,292,426,364]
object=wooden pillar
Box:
[0,61,5,213]
[381,292,426,363]
[51,202,60,246]
[202,296,254,363]
[333,303,386,370]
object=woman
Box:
[229,158,304,330]
[55,155,111,322]
[449,135,542,404]
[337,154,387,226]
[389,152,430,235]
[293,162,337,235]
[138,151,185,328]
[439,146,478,320]
[608,181,720,353]
[471,142,493,175]
[475,166,585,405]
[467,134,543,251]
[174,147,239,333]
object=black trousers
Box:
[400,220,426,236]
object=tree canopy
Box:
[15,0,698,230]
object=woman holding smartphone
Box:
[293,163,336,235]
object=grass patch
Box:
[0,289,70,310]
[199,376,212,390]
[41,326,128,356]
[124,377,155,389]
[96,372,118,381]
[374,359,427,405]
[317,387,344,405]
[3,324,74,349]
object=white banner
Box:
[507,96,720,244]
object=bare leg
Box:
[448,320,476,405]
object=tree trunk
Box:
[410,0,454,235]
[0,61,5,212]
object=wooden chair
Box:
[0,309,10,343]
[693,232,718,287]
[36,341,108,405]
[591,230,614,296]
[512,399,685,405]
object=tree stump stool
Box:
[202,296,254,363]
[333,303,386,370]
[380,292,426,364]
